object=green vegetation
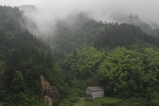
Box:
[60,46,159,105]
[0,6,63,106]
[74,97,148,106]
[1,5,159,106]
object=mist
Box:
[12,0,159,36]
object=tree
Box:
[97,47,144,97]
[10,71,25,92]
[63,46,104,79]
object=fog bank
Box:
[5,0,158,36]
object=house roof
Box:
[87,86,104,91]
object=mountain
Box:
[0,6,63,106]
[1,5,159,106]
[47,19,159,61]
[112,14,159,36]
[44,9,159,106]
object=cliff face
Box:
[0,103,4,106]
[0,68,5,74]
[40,75,60,106]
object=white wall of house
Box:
[86,88,92,97]
[86,88,104,98]
[92,91,104,98]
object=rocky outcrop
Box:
[0,103,4,106]
[0,68,5,74]
[40,75,60,106]
[44,96,53,106]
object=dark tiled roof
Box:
[87,86,104,91]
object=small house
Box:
[86,86,104,98]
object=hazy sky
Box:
[1,0,159,23]
[1,0,39,6]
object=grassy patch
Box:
[75,97,148,106]
[122,97,148,106]
[74,100,85,106]
[75,97,123,106]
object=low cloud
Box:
[13,0,159,36]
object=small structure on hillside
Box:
[86,86,104,98]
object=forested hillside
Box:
[48,12,159,105]
[0,6,64,106]
[112,14,159,36]
[49,18,159,60]
[1,5,159,106]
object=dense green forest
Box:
[1,5,159,106]
[0,6,64,106]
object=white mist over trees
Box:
[1,1,159,105]
[5,0,157,37]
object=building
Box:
[86,86,104,98]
